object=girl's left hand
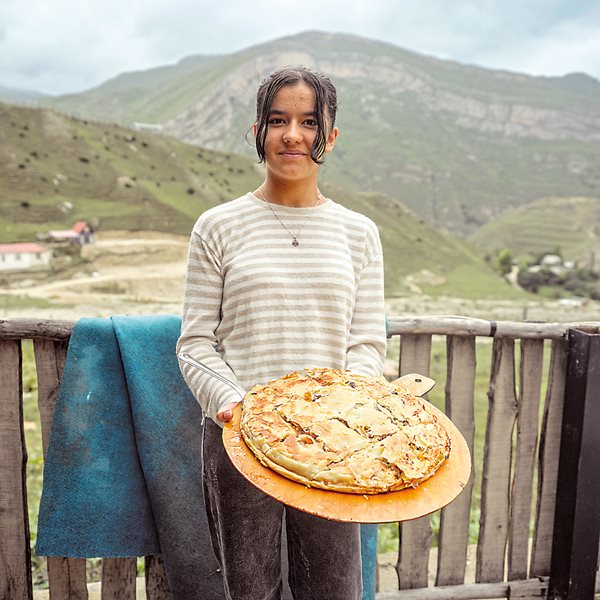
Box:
[216,401,240,423]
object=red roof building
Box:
[45,222,95,244]
[72,221,89,234]
[0,243,49,254]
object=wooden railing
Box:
[1,316,600,600]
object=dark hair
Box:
[253,65,337,166]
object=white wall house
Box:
[132,122,163,132]
[0,243,52,271]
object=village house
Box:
[0,242,52,272]
[132,121,164,132]
[527,253,575,276]
[39,221,95,245]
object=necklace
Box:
[256,187,323,247]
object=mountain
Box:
[38,31,600,236]
[469,196,600,265]
[543,72,600,99]
[0,102,518,299]
[0,84,48,104]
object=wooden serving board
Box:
[222,394,471,523]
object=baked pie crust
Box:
[240,368,451,494]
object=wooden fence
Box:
[1,316,600,600]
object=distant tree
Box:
[495,248,513,275]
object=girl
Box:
[177,65,387,600]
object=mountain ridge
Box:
[32,31,600,236]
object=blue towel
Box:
[36,315,378,599]
[36,315,223,599]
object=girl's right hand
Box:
[216,401,240,423]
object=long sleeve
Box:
[344,245,387,378]
[176,231,246,426]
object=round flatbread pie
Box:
[240,368,451,494]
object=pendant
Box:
[292,238,299,247]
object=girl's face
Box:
[260,81,338,185]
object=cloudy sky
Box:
[1,0,599,96]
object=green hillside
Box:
[469,196,600,264]
[0,102,260,241]
[343,190,521,299]
[0,102,519,299]
[37,31,600,236]
[44,54,225,125]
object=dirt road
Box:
[2,232,598,323]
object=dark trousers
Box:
[202,418,363,600]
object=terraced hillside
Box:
[469,196,600,265]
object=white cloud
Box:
[0,0,598,95]
[477,10,600,78]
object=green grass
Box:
[0,295,61,310]
[22,341,47,585]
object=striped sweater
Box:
[176,192,387,426]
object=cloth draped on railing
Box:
[36,315,223,599]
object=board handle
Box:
[391,373,435,397]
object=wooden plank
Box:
[529,339,568,577]
[0,319,75,340]
[377,580,509,599]
[507,576,549,598]
[46,558,88,600]
[508,339,544,580]
[396,334,433,590]
[3,316,600,342]
[144,555,171,599]
[34,339,68,455]
[34,339,88,599]
[436,336,476,586]
[0,339,33,600]
[375,575,600,599]
[386,316,600,340]
[476,338,518,583]
[101,558,137,599]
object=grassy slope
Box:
[40,51,255,127]
[1,102,519,299]
[468,196,600,261]
[0,102,260,241]
[340,189,521,299]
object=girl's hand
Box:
[217,401,241,423]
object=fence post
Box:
[548,329,600,600]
